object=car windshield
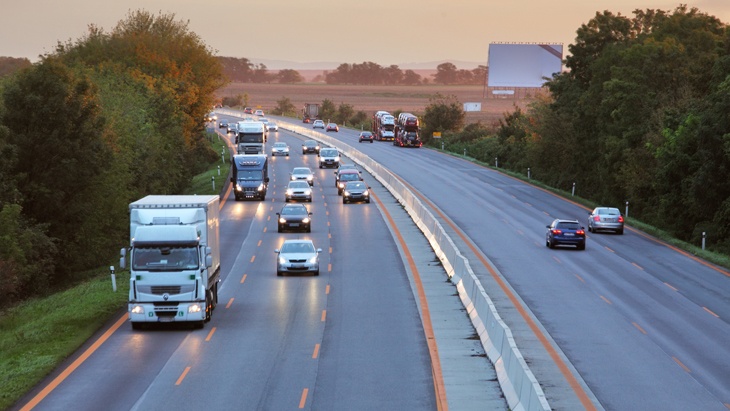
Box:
[281,206,306,215]
[340,173,359,181]
[281,242,315,253]
[305,141,317,146]
[289,181,309,188]
[293,168,311,175]
[557,222,580,230]
[320,149,337,156]
[598,208,620,215]
[274,143,287,148]
[347,182,365,189]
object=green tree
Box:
[433,62,458,85]
[335,103,354,125]
[277,69,304,84]
[320,98,336,122]
[273,96,297,116]
[422,93,465,144]
[402,70,422,85]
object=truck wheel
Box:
[131,322,143,330]
[205,290,212,322]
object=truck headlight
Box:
[188,304,202,314]
[131,305,145,314]
[258,183,265,191]
[236,184,242,191]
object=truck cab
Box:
[231,154,269,200]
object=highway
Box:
[16,111,730,411]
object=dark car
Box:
[546,219,586,250]
[276,204,312,232]
[302,140,321,154]
[358,131,374,143]
[336,170,363,194]
[244,107,253,114]
[326,123,339,132]
[588,207,624,234]
[342,181,370,204]
[218,119,229,128]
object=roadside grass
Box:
[0,130,230,411]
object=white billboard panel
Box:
[488,43,563,88]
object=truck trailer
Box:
[121,195,221,329]
[231,154,269,200]
[394,112,422,147]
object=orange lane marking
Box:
[326,211,329,216]
[632,322,647,335]
[20,314,129,410]
[673,357,692,373]
[327,221,330,227]
[664,282,677,292]
[372,192,448,411]
[240,274,247,284]
[263,227,267,233]
[328,233,332,239]
[226,298,234,309]
[724,403,730,409]
[328,263,332,272]
[176,366,191,386]
[250,256,256,263]
[321,310,327,322]
[600,296,613,305]
[604,246,615,253]
[257,240,262,247]
[312,344,320,359]
[525,202,532,207]
[703,307,720,318]
[543,210,550,216]
[574,274,585,283]
[329,247,332,254]
[632,262,644,270]
[516,229,524,236]
[299,388,309,408]
[267,216,270,221]
[326,284,330,294]
[395,176,593,411]
[552,256,561,264]
[205,327,216,342]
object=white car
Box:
[266,121,279,132]
[275,239,321,276]
[290,167,314,186]
[254,109,265,116]
[285,180,313,202]
[312,120,325,129]
[318,147,340,169]
[271,142,290,156]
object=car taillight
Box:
[551,229,562,235]
[593,216,601,221]
[576,229,585,235]
[618,216,624,223]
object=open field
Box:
[217,82,541,125]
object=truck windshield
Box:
[133,246,199,271]
[236,170,263,180]
[238,133,264,143]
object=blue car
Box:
[546,219,586,250]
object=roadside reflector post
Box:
[528,167,531,179]
[464,148,467,157]
[625,201,629,218]
[495,157,498,168]
[702,232,706,250]
[212,176,215,191]
[110,266,117,292]
[572,182,576,196]
[218,165,221,176]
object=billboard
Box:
[487,43,563,88]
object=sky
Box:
[2,0,730,69]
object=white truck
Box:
[236,121,266,154]
[120,195,221,329]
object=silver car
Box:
[271,142,289,156]
[285,180,312,202]
[266,121,279,132]
[275,240,321,276]
[290,167,314,186]
[588,207,624,234]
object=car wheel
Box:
[277,271,283,277]
[343,198,347,204]
[308,198,312,202]
[370,140,373,143]
[313,270,319,276]
[285,198,289,203]
[617,229,624,235]
[587,225,592,233]
[578,243,586,250]
[306,226,311,233]
[366,199,370,203]
[548,239,555,249]
[278,227,283,233]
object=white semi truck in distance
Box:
[120,195,221,329]
[236,121,266,154]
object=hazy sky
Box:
[2,1,730,68]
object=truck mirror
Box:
[265,177,270,183]
[206,255,213,268]
[120,256,126,270]
[206,246,212,256]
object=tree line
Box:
[0,11,225,306]
[427,6,730,253]
[217,57,486,85]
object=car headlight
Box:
[302,217,310,224]
[304,189,311,196]
[279,257,286,264]
[306,176,313,181]
[309,255,318,264]
[335,157,340,162]
[363,190,369,196]
[343,190,350,196]
[286,189,293,195]
[291,176,296,181]
[338,182,345,188]
[279,217,287,223]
